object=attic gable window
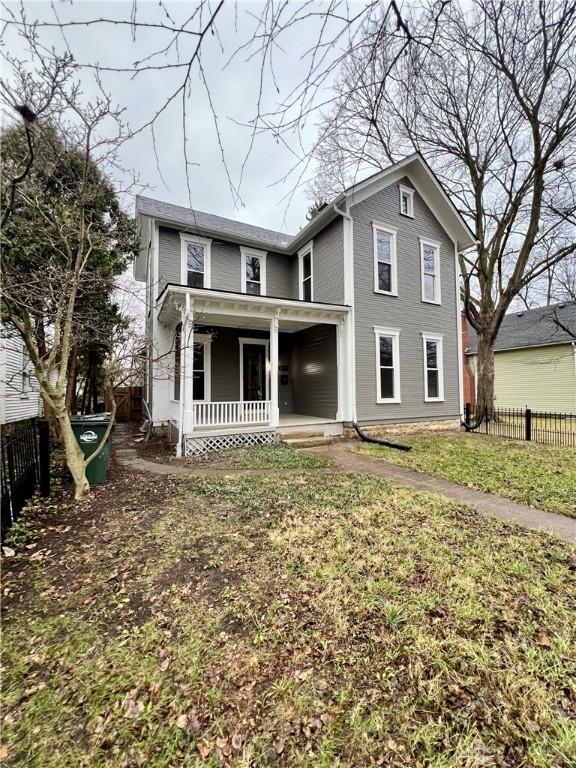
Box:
[180,233,211,289]
[241,247,267,296]
[399,184,414,217]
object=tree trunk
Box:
[41,391,62,443]
[65,347,78,413]
[475,332,496,420]
[53,399,91,500]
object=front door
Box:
[242,344,267,401]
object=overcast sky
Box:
[4,1,352,235]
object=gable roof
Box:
[136,196,292,251]
[135,153,476,254]
[467,302,576,354]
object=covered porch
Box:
[156,286,352,452]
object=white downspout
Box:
[334,202,356,423]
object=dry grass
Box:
[2,453,575,767]
[357,431,576,518]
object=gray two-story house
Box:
[134,153,475,455]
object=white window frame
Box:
[238,337,270,401]
[399,184,414,218]
[192,333,212,403]
[422,332,444,402]
[420,238,441,304]
[298,242,313,301]
[240,247,267,296]
[372,222,398,296]
[373,326,401,404]
[180,233,212,289]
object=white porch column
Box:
[182,297,195,436]
[270,312,280,427]
[336,318,345,421]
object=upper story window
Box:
[374,326,401,403]
[298,243,313,301]
[180,233,211,289]
[372,222,398,296]
[241,247,267,296]
[422,333,444,401]
[420,239,441,304]
[399,185,414,217]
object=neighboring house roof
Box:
[135,152,476,256]
[467,302,576,354]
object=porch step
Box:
[280,430,324,440]
[282,435,334,448]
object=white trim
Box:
[337,204,356,422]
[191,333,212,403]
[399,184,414,217]
[239,337,270,402]
[373,326,401,404]
[454,242,464,414]
[373,223,398,296]
[420,238,441,304]
[180,233,212,289]
[422,332,445,402]
[297,241,314,301]
[240,246,267,296]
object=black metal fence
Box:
[465,404,576,448]
[1,419,50,541]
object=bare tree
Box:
[1,55,138,499]
[310,0,576,418]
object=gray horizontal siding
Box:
[292,324,337,419]
[158,226,298,299]
[351,176,460,422]
[312,218,344,304]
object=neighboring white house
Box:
[0,327,43,425]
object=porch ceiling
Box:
[157,285,350,332]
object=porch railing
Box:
[193,400,271,428]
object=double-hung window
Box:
[420,239,441,304]
[399,184,414,217]
[241,247,267,296]
[373,223,397,295]
[374,327,401,403]
[180,234,211,289]
[298,244,313,301]
[173,325,211,402]
[422,333,444,401]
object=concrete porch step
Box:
[282,436,334,448]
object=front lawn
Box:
[357,432,576,518]
[2,457,575,767]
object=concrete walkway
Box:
[307,444,576,544]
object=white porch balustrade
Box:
[192,400,271,428]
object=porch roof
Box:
[156,284,350,332]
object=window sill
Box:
[399,212,414,219]
[421,298,442,306]
[424,398,445,403]
[374,289,398,298]
[376,398,402,405]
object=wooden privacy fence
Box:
[107,386,143,423]
[1,419,50,541]
[465,404,576,448]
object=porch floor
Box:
[279,414,336,427]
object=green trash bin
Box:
[70,415,112,485]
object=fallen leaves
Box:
[196,739,212,759]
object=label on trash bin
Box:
[79,430,98,444]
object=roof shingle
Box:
[467,302,576,353]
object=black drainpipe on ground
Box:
[353,423,412,452]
